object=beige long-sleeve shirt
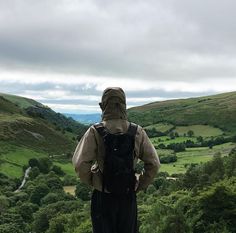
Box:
[72,119,160,192]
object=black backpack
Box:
[94,122,138,195]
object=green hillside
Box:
[128,91,236,134]
[0,92,44,109]
[0,93,88,177]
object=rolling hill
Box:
[128,91,236,134]
[0,93,88,153]
[0,93,88,177]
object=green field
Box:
[159,142,236,174]
[174,124,223,137]
[144,123,174,132]
[0,142,46,177]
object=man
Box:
[72,87,160,233]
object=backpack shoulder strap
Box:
[94,122,108,138]
[127,122,138,136]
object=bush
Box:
[160,154,177,164]
[30,183,50,205]
[75,182,91,201]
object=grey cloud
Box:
[0,79,219,109]
[0,0,236,81]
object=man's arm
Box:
[137,129,160,191]
[72,127,97,186]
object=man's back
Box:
[72,87,160,233]
[72,118,160,192]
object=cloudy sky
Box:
[0,0,236,113]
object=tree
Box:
[187,130,194,137]
[29,167,40,180]
[75,182,91,201]
[0,224,24,233]
[46,214,69,233]
[38,158,52,174]
[30,183,50,205]
[170,131,175,139]
[46,177,63,191]
[41,192,64,205]
[18,202,38,222]
[28,158,39,168]
[197,136,203,143]
[51,165,65,176]
[0,195,9,214]
[196,185,236,233]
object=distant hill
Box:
[128,91,236,134]
[0,93,88,154]
[64,113,101,125]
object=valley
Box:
[1,92,236,179]
[0,91,236,233]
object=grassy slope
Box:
[0,92,44,108]
[174,125,223,137]
[0,93,87,178]
[128,91,236,133]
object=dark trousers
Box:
[91,189,138,233]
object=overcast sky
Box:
[0,0,236,113]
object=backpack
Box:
[94,122,138,195]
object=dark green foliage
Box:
[157,143,166,149]
[17,202,39,222]
[224,149,236,177]
[38,157,52,174]
[160,154,177,164]
[0,223,24,233]
[145,128,166,137]
[187,130,194,137]
[0,196,9,214]
[0,210,26,232]
[29,167,40,179]
[51,165,65,176]
[75,181,92,201]
[30,183,50,205]
[29,158,39,167]
[40,192,65,205]
[46,176,63,191]
[167,143,186,152]
[33,200,83,233]
[197,185,236,232]
[0,173,18,192]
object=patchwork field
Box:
[158,142,236,174]
[151,136,197,146]
[1,140,235,178]
[174,124,224,137]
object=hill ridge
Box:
[128,91,236,133]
